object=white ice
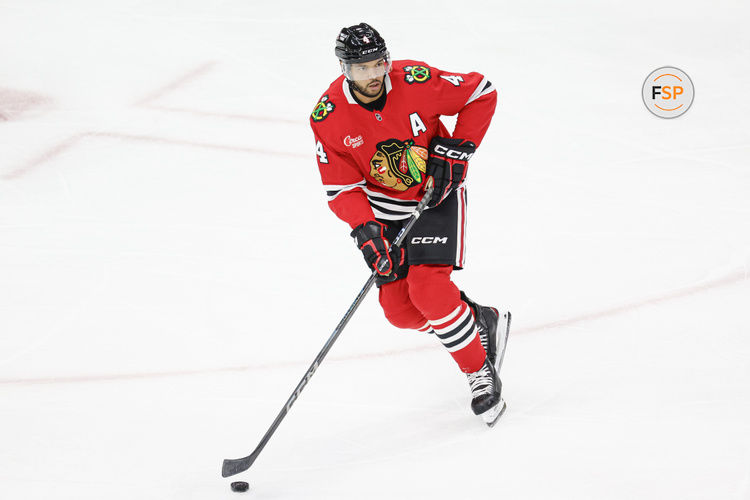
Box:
[1,1,749,499]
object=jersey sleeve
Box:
[310,126,375,229]
[430,65,498,146]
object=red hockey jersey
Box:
[309,60,497,229]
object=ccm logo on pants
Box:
[411,237,448,244]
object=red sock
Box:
[407,265,486,373]
[429,302,486,373]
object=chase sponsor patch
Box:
[311,95,335,122]
[404,65,431,84]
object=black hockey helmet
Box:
[335,23,389,64]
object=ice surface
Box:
[1,1,749,499]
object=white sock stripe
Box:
[437,320,475,345]
[445,329,478,353]
[417,321,432,332]
[432,306,471,334]
[430,303,465,327]
[435,309,473,338]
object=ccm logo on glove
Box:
[425,136,476,208]
[433,144,474,161]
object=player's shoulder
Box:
[390,59,439,86]
[392,59,488,88]
[310,74,347,128]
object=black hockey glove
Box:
[424,136,476,207]
[350,221,403,278]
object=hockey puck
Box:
[230,481,249,493]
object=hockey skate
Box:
[461,291,511,372]
[466,359,506,427]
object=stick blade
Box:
[222,453,256,478]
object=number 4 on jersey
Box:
[440,74,464,87]
[316,140,329,164]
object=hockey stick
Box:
[221,179,434,478]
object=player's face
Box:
[353,75,385,98]
[349,58,388,81]
[344,58,389,98]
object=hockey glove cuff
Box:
[351,221,399,276]
[425,136,476,207]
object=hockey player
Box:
[310,23,510,426]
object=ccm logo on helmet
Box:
[434,145,474,161]
[411,236,448,244]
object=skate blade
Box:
[481,399,506,427]
[494,311,511,373]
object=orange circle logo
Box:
[642,67,694,118]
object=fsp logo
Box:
[642,66,694,118]
[411,236,448,244]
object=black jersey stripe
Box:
[363,187,419,206]
[371,210,411,221]
[325,181,366,200]
[366,194,419,208]
[369,201,416,215]
[369,203,413,216]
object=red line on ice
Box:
[0,269,746,386]
[89,131,307,158]
[2,131,306,180]
[3,62,307,180]
[135,61,217,106]
[1,133,86,180]
[147,104,303,125]
[136,62,301,124]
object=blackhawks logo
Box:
[369,139,428,191]
[311,95,335,122]
[403,65,431,84]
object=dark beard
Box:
[351,78,384,98]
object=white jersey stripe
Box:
[324,180,366,201]
[362,186,418,205]
[342,79,357,104]
[372,208,412,221]
[465,76,495,106]
[324,181,366,191]
[368,199,417,213]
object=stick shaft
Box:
[221,181,433,478]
